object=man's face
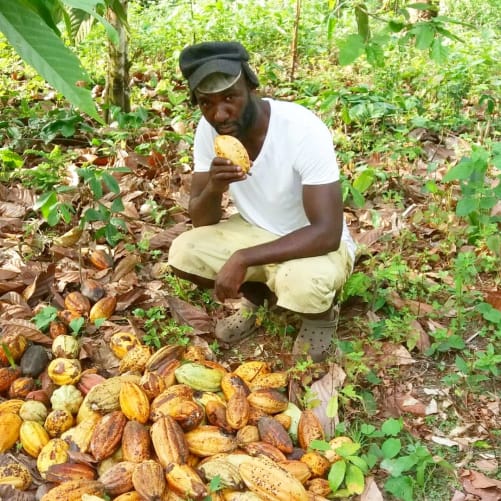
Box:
[194,76,258,139]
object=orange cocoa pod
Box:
[64,291,91,316]
[279,459,312,484]
[0,366,21,393]
[150,415,189,467]
[0,412,22,453]
[145,344,186,373]
[300,451,331,478]
[140,370,166,400]
[89,249,113,270]
[57,309,82,326]
[221,373,251,401]
[9,376,36,398]
[49,320,68,339]
[297,410,325,450]
[0,333,28,365]
[205,399,232,433]
[132,460,166,501]
[247,388,289,415]
[226,388,250,431]
[236,424,260,446]
[89,296,117,323]
[165,463,208,500]
[119,381,150,424]
[109,332,141,360]
[122,420,151,463]
[89,410,127,461]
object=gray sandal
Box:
[215,300,259,343]
[292,306,340,362]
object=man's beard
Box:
[236,96,259,139]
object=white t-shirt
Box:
[193,99,356,262]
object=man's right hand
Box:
[207,157,249,193]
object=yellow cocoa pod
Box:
[214,135,251,172]
[0,461,32,490]
[0,412,22,453]
[119,381,150,424]
[165,463,208,500]
[109,332,141,360]
[89,296,117,323]
[238,455,308,501]
[45,409,74,438]
[20,420,50,457]
[214,134,251,172]
[234,361,270,383]
[0,398,24,416]
[184,425,237,457]
[37,438,70,478]
[47,358,82,386]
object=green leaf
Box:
[93,317,106,328]
[338,34,365,66]
[345,463,365,495]
[0,2,101,122]
[34,190,58,211]
[328,459,347,492]
[0,148,24,169]
[32,305,59,331]
[355,5,370,42]
[310,439,331,451]
[336,442,361,457]
[102,171,120,194]
[353,168,376,193]
[414,23,435,50]
[347,455,369,474]
[381,438,401,459]
[110,197,125,212]
[455,355,469,374]
[430,38,449,63]
[381,418,403,436]
[456,196,478,216]
[407,2,436,10]
[326,394,339,419]
[70,316,85,334]
[381,455,418,476]
[385,475,414,501]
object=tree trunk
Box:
[104,0,130,122]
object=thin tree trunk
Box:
[290,0,301,82]
[104,0,130,122]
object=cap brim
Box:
[188,59,241,93]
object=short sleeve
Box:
[193,118,216,172]
[293,118,339,185]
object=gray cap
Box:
[196,70,242,94]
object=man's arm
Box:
[189,159,247,227]
[214,181,344,302]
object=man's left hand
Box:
[214,252,247,302]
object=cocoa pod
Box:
[98,461,136,496]
[247,389,288,415]
[150,415,189,467]
[214,135,251,173]
[81,278,105,303]
[226,388,250,430]
[132,460,166,501]
[257,416,293,454]
[64,291,91,316]
[89,410,127,461]
[184,425,237,457]
[89,296,117,323]
[45,462,97,484]
[0,366,21,393]
[119,381,150,424]
[89,249,113,270]
[122,420,151,463]
[40,479,105,500]
[8,376,35,398]
[165,463,208,500]
[0,412,22,453]
[297,410,324,450]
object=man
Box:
[168,41,356,362]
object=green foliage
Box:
[133,306,193,349]
[32,305,59,331]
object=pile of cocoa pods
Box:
[0,272,351,501]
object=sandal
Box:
[292,305,340,362]
[215,300,259,343]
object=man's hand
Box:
[214,251,248,302]
[208,157,248,194]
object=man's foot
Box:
[292,305,340,362]
[215,299,259,343]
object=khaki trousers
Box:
[168,214,354,315]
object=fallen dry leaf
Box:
[167,295,214,335]
[360,476,384,501]
[310,363,346,437]
[0,318,52,346]
[460,469,501,501]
